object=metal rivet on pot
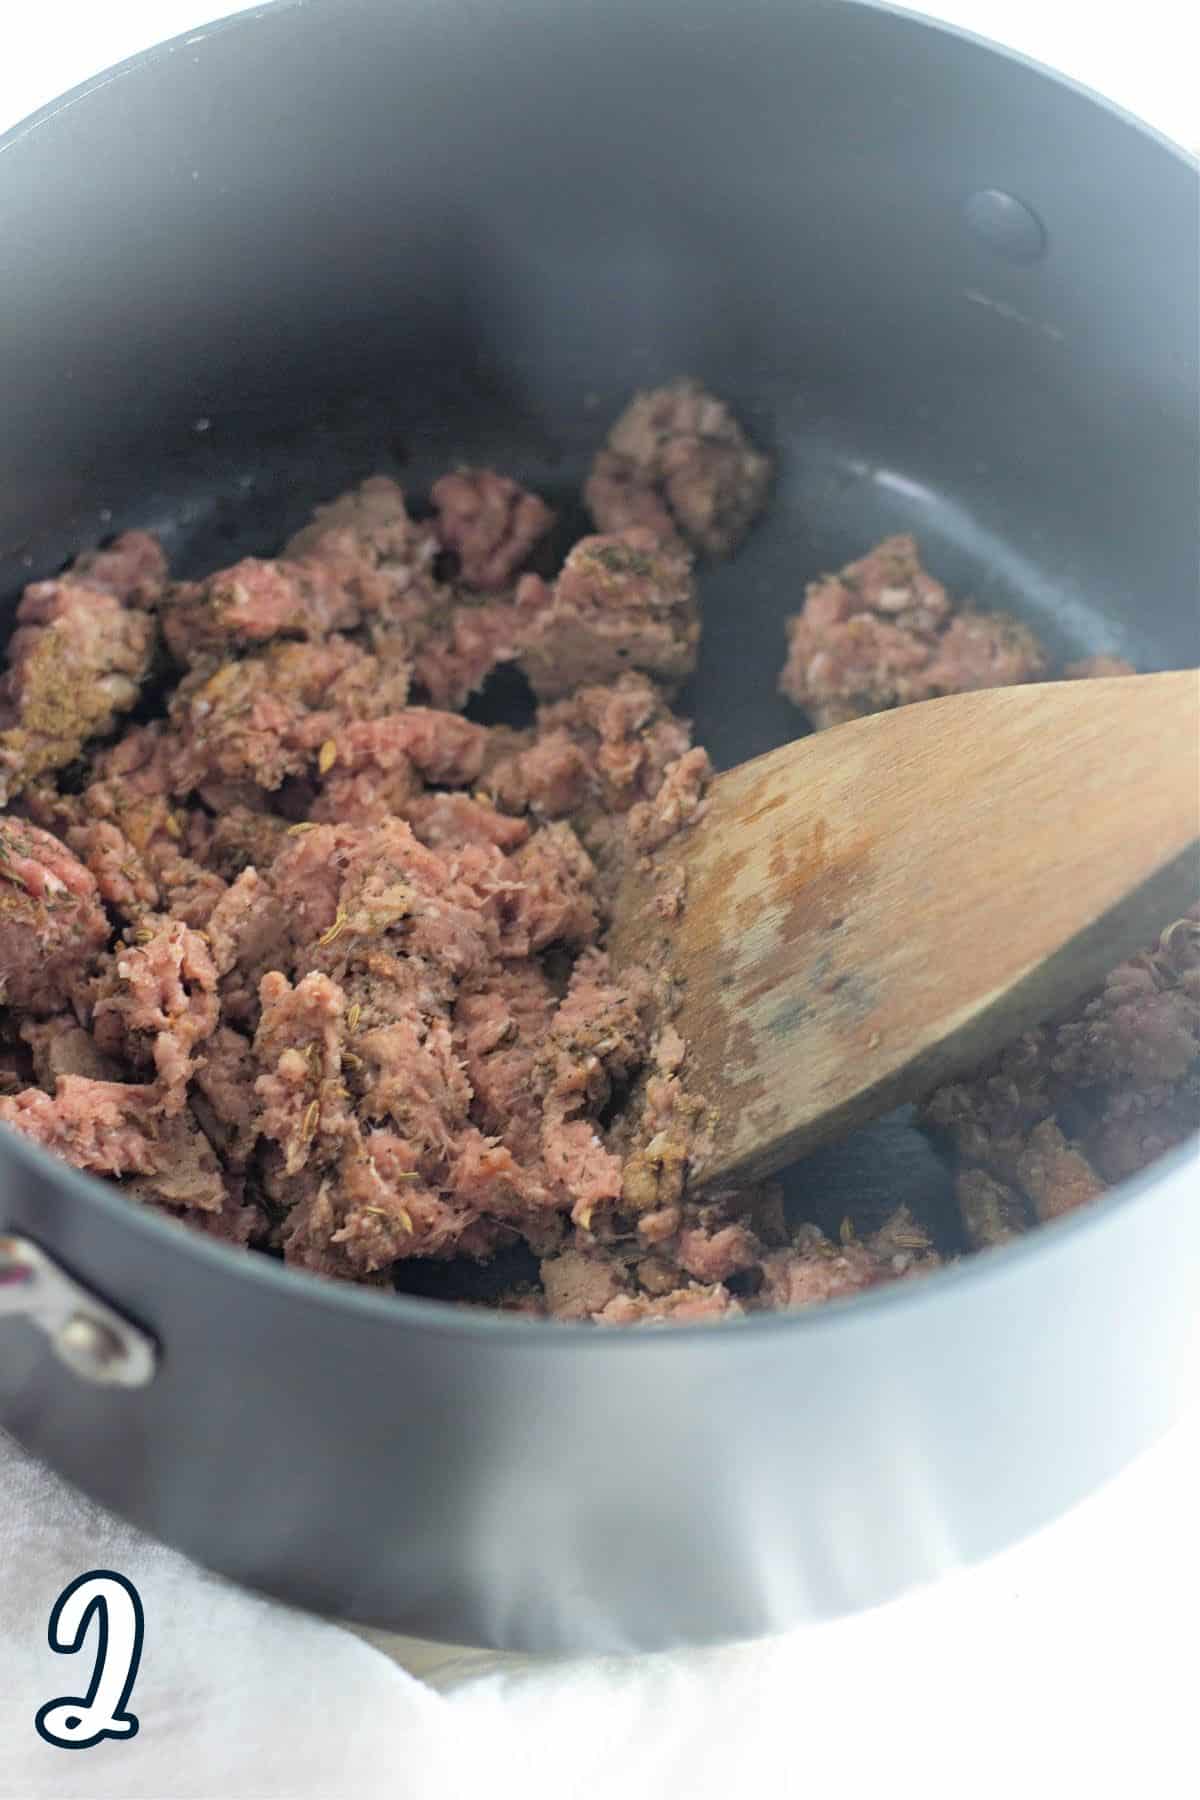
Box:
[964,189,1047,262]
[1,1235,158,1387]
[55,1312,129,1380]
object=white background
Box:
[1,5,1198,1798]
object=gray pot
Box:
[0,0,1196,1653]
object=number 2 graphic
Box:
[34,1571,144,1750]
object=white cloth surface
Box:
[3,1412,1200,1799]
[1,2,1198,1795]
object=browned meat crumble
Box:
[0,381,1191,1320]
[920,910,1200,1244]
[778,533,1048,728]
[585,377,771,557]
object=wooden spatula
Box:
[610,670,1199,1190]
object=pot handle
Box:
[0,1233,157,1388]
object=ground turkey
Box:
[0,385,1189,1319]
[0,550,158,805]
[778,534,1046,728]
[0,819,111,1015]
[517,529,699,699]
[585,378,771,556]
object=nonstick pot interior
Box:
[0,0,1196,1650]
